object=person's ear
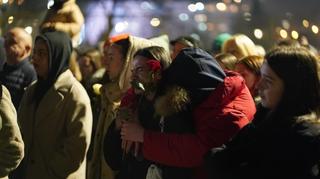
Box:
[25,45,32,56]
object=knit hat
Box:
[212,33,232,53]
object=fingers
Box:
[134,142,140,157]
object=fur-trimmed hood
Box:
[154,85,190,117]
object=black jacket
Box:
[206,110,320,179]
[0,59,36,109]
[104,94,195,179]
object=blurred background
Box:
[1,0,319,50]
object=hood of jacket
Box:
[34,31,72,103]
[160,47,226,107]
[117,35,160,94]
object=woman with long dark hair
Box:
[206,46,320,179]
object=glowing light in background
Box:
[243,12,252,21]
[291,30,299,39]
[8,16,14,24]
[140,1,154,10]
[47,0,54,9]
[198,22,207,31]
[2,0,8,4]
[207,22,215,31]
[150,18,160,27]
[229,4,239,13]
[254,29,263,39]
[179,13,189,21]
[302,19,309,28]
[234,0,241,3]
[311,25,319,34]
[282,20,290,29]
[216,2,227,11]
[279,29,288,38]
[115,21,129,32]
[188,3,197,12]
[194,14,207,22]
[195,2,205,11]
[24,26,33,34]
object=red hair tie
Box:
[146,59,161,72]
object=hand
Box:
[121,121,144,143]
[115,107,132,130]
[121,140,141,156]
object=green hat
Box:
[212,33,232,53]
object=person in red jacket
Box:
[121,48,256,178]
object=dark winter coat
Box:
[206,109,320,179]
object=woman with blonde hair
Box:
[214,53,238,70]
[222,34,258,59]
[235,55,264,103]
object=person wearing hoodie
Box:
[206,47,320,179]
[104,46,174,179]
[120,48,256,179]
[87,35,160,179]
[17,31,92,179]
[0,85,24,179]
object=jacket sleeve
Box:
[103,121,123,170]
[0,86,24,177]
[143,89,255,168]
[143,114,248,167]
[48,85,92,178]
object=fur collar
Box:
[154,85,190,117]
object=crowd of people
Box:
[0,0,319,179]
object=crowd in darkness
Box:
[0,0,319,179]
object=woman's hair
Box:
[134,46,171,70]
[214,53,238,70]
[222,34,258,59]
[113,38,130,59]
[236,55,264,76]
[266,47,320,116]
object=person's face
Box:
[32,39,49,79]
[171,42,188,60]
[131,56,153,84]
[131,56,160,94]
[235,63,260,95]
[106,44,124,80]
[4,31,28,61]
[257,62,284,109]
[79,56,94,79]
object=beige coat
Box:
[0,86,24,179]
[40,0,84,47]
[87,36,159,179]
[18,70,92,179]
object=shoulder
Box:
[0,85,16,120]
[21,60,36,75]
[57,70,90,104]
